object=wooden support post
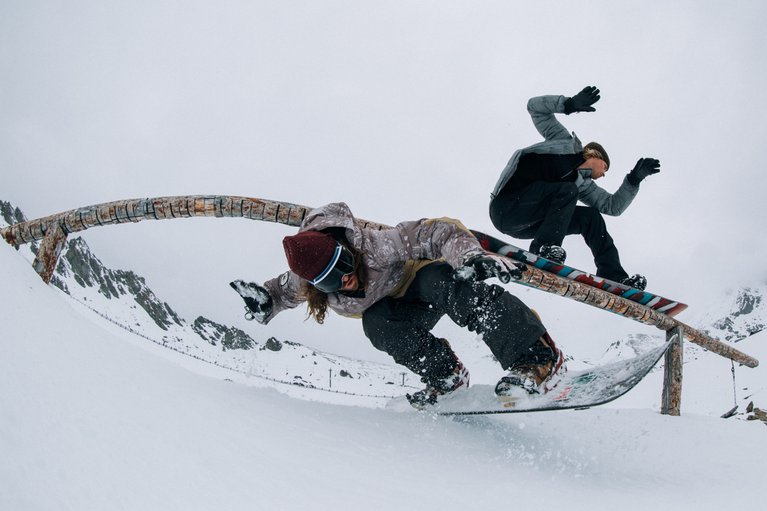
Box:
[32,221,68,284]
[661,326,684,416]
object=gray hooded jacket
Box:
[491,95,639,216]
[260,202,486,323]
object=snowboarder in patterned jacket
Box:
[489,86,661,290]
[231,202,566,408]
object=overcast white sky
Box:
[2,0,766,361]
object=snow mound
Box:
[2,242,767,510]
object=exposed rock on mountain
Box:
[192,316,255,350]
[52,237,184,331]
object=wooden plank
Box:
[29,221,46,242]
[288,206,306,226]
[166,197,180,218]
[276,204,291,225]
[80,207,98,228]
[152,198,169,219]
[193,197,206,216]
[61,212,79,233]
[263,201,279,222]
[0,225,17,245]
[97,204,116,225]
[174,197,189,217]
[141,199,153,219]
[232,197,244,218]
[129,199,147,221]
[203,197,217,217]
[213,196,225,217]
[114,202,130,223]
[220,196,233,217]
[248,198,266,220]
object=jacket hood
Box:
[300,202,364,250]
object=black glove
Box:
[627,158,661,186]
[564,86,600,114]
[453,254,525,284]
[230,280,273,324]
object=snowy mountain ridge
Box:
[695,284,767,343]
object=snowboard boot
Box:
[495,331,566,407]
[406,351,470,410]
[621,274,647,291]
[535,244,567,264]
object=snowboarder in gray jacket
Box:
[231,202,566,408]
[489,86,660,290]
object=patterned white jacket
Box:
[260,202,485,323]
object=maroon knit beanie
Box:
[282,231,338,281]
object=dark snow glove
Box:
[230,280,273,324]
[627,158,661,186]
[564,86,600,114]
[453,254,525,284]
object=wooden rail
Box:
[1,194,758,369]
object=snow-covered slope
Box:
[2,217,767,511]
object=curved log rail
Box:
[0,194,758,368]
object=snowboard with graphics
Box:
[471,230,687,317]
[388,335,674,415]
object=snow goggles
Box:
[309,243,356,293]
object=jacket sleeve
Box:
[527,95,572,142]
[260,270,305,324]
[578,176,640,216]
[375,217,485,268]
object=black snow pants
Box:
[489,181,629,282]
[361,262,545,386]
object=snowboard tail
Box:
[425,334,675,415]
[471,230,687,317]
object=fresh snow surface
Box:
[2,243,766,511]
